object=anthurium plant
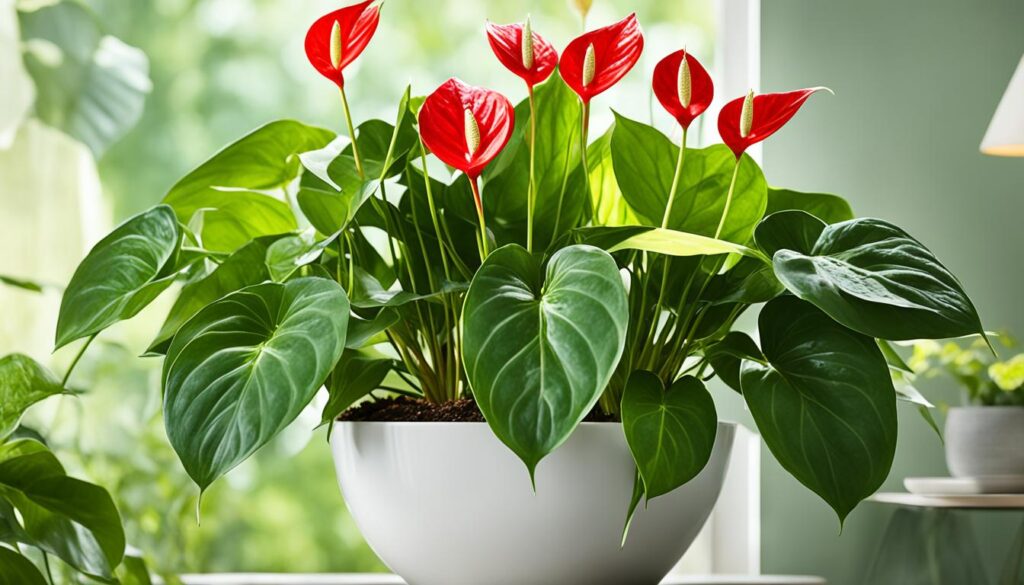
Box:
[51,2,985,525]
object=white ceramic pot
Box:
[331,421,735,585]
[945,406,1024,477]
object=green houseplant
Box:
[48,1,985,581]
[907,336,1024,479]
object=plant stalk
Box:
[60,334,96,388]
[526,84,538,253]
[339,85,365,180]
[469,176,490,258]
[714,158,742,239]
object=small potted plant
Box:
[52,2,987,583]
[908,337,1024,478]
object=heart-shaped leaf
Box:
[56,205,180,349]
[462,244,628,475]
[148,236,280,354]
[164,120,333,251]
[765,187,853,224]
[609,112,767,243]
[740,296,897,522]
[321,351,393,428]
[772,218,984,340]
[621,371,718,498]
[163,277,349,490]
[705,332,765,393]
[0,547,48,585]
[0,355,64,440]
[0,442,125,580]
[755,210,826,257]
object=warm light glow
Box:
[980,144,1024,157]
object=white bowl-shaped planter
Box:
[331,421,736,585]
[945,406,1024,477]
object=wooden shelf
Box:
[870,492,1024,509]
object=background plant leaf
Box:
[765,187,854,224]
[0,546,48,585]
[55,205,180,349]
[0,355,64,440]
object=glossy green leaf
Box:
[703,256,784,306]
[0,355,64,440]
[321,352,393,427]
[755,210,826,257]
[705,332,765,393]
[0,442,125,580]
[117,550,154,585]
[18,1,150,156]
[163,120,333,250]
[482,75,588,248]
[296,151,381,236]
[621,371,718,498]
[346,308,400,349]
[588,128,640,227]
[0,547,47,585]
[56,205,180,349]
[462,244,628,475]
[740,296,897,522]
[148,236,278,354]
[163,277,348,490]
[265,228,339,282]
[773,218,985,340]
[610,112,767,243]
[765,187,854,224]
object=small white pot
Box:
[331,421,735,585]
[945,406,1024,477]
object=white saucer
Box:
[905,475,1024,495]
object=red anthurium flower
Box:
[419,78,515,181]
[653,50,713,130]
[305,0,381,87]
[486,18,558,88]
[559,13,644,104]
[718,87,832,158]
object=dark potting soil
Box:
[339,396,619,423]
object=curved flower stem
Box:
[469,176,490,258]
[418,140,451,281]
[714,158,742,239]
[339,85,365,179]
[527,84,538,254]
[661,128,688,229]
[580,100,593,213]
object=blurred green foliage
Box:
[19,0,715,575]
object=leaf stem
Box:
[580,100,593,213]
[339,85,365,180]
[469,176,490,258]
[60,334,96,388]
[527,84,538,254]
[418,141,452,282]
[43,552,55,585]
[661,128,688,229]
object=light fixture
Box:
[981,55,1024,157]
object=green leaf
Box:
[705,332,765,393]
[482,75,588,249]
[56,205,180,349]
[766,187,854,224]
[703,256,784,306]
[610,112,767,243]
[148,236,278,354]
[18,1,150,156]
[0,443,125,580]
[462,244,628,475]
[0,547,47,585]
[587,127,640,227]
[296,151,380,236]
[321,352,393,427]
[346,308,400,349]
[740,296,897,522]
[163,277,348,490]
[772,218,985,340]
[605,227,762,260]
[0,355,64,440]
[755,210,826,257]
[0,275,47,293]
[621,372,718,499]
[163,120,333,251]
[265,228,339,283]
[117,548,153,585]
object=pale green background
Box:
[735,0,1024,581]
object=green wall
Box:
[755,0,1024,582]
